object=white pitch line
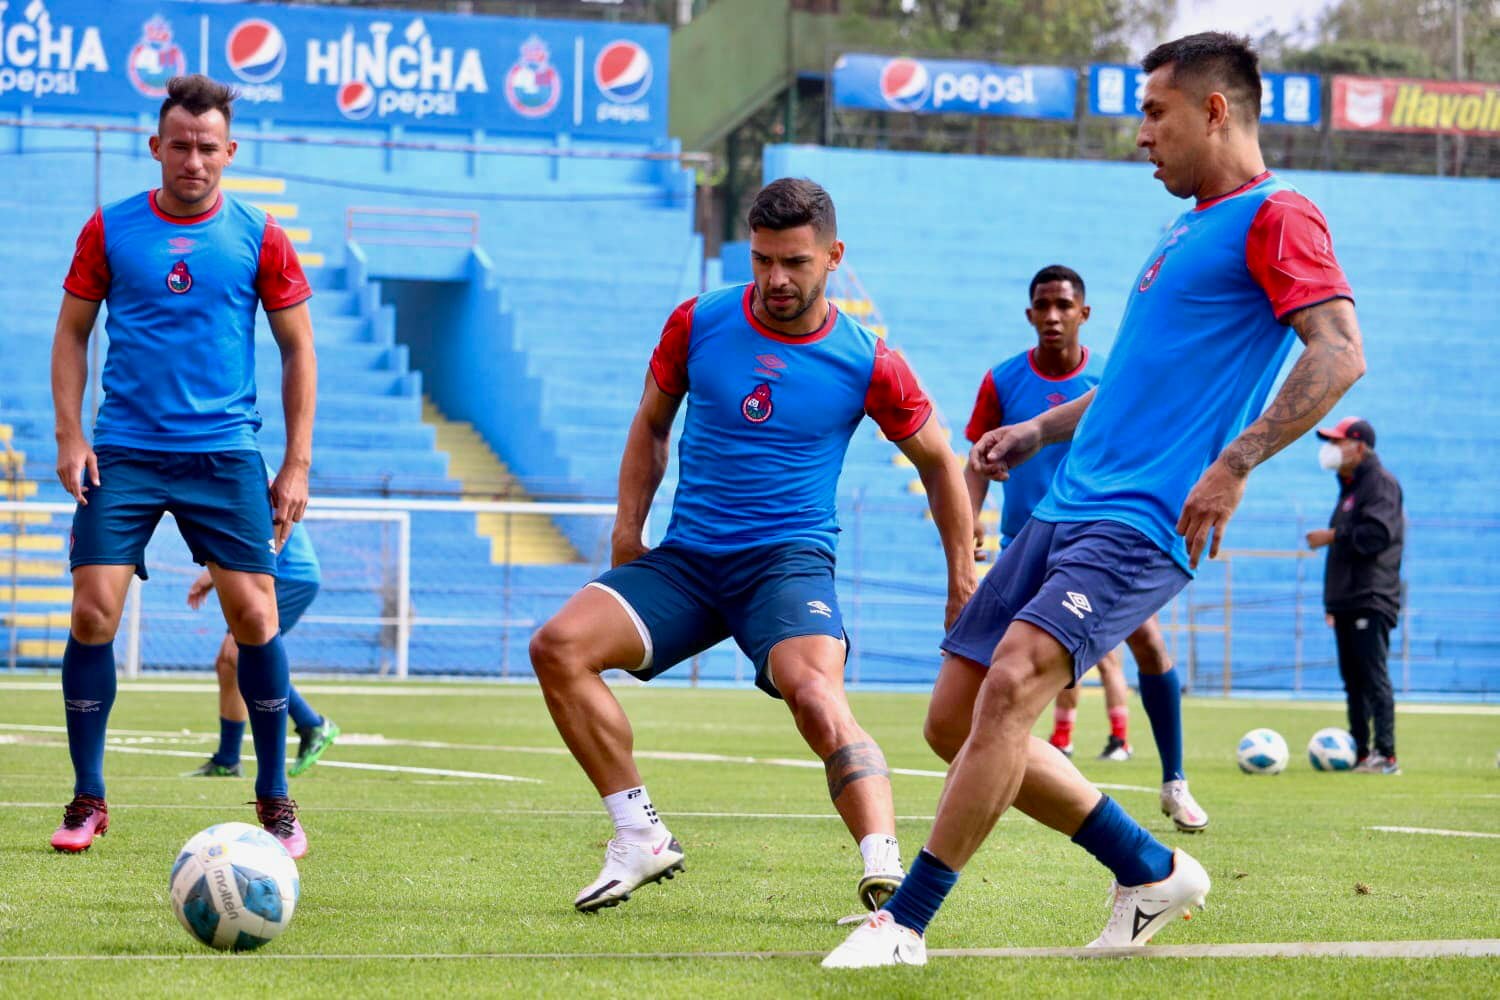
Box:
[1368,825,1500,840]
[0,681,542,697]
[0,724,1159,793]
[0,939,1495,962]
[0,801,939,821]
[5,739,541,784]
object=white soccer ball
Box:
[1307,727,1359,771]
[1237,728,1289,774]
[169,822,299,951]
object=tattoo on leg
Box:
[824,740,891,801]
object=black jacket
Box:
[1322,453,1404,624]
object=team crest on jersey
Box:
[1139,254,1165,292]
[166,260,193,294]
[1045,391,1068,408]
[742,382,774,424]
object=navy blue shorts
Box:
[587,541,847,699]
[70,447,276,580]
[275,579,320,634]
[942,518,1189,684]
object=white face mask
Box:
[1318,442,1344,471]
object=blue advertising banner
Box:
[0,0,669,140]
[832,53,1076,120]
[1088,63,1321,127]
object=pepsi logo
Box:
[879,57,930,112]
[594,40,652,104]
[337,81,376,120]
[225,19,285,84]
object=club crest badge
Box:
[741,382,773,424]
[166,259,192,294]
[1138,254,1164,292]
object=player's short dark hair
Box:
[1029,264,1085,302]
[1142,32,1262,125]
[158,74,237,132]
[747,178,837,238]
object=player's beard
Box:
[760,274,826,324]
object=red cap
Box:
[1315,416,1375,448]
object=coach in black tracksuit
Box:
[1306,417,1404,774]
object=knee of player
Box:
[923,712,965,763]
[214,648,238,680]
[226,605,278,644]
[529,618,587,678]
[69,597,121,643]
[978,655,1056,717]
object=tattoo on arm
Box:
[824,740,891,801]
[1221,300,1365,476]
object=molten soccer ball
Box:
[170,822,299,951]
[1307,727,1359,771]
[1236,728,1288,774]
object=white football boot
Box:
[822,909,927,968]
[1087,848,1210,947]
[857,834,905,911]
[1159,779,1210,833]
[573,833,685,912]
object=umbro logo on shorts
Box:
[807,600,833,618]
[254,698,289,712]
[65,699,102,713]
[1060,591,1093,620]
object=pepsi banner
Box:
[1088,63,1320,127]
[832,53,1076,120]
[0,0,668,140]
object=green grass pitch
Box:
[0,679,1496,997]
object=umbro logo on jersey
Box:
[167,236,196,254]
[254,698,289,712]
[166,259,193,294]
[65,699,102,713]
[754,353,787,380]
[742,382,774,424]
[807,600,833,618]
[1060,591,1092,619]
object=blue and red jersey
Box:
[63,190,311,452]
[649,283,932,554]
[965,347,1103,547]
[1035,172,1354,571]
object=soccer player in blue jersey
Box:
[530,178,975,914]
[938,265,1209,833]
[184,513,339,779]
[49,76,316,858]
[827,33,1364,966]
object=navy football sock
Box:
[213,717,245,767]
[287,685,321,732]
[1072,796,1175,886]
[1139,668,1185,783]
[237,636,291,799]
[882,848,960,935]
[62,636,117,799]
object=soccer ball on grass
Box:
[1237,728,1289,774]
[1307,727,1359,771]
[169,822,299,951]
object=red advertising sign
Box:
[1333,75,1500,136]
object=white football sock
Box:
[603,785,663,841]
[859,833,902,876]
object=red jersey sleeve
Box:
[963,371,1003,443]
[256,214,313,311]
[1245,191,1353,322]
[62,209,110,301]
[865,340,932,441]
[648,298,695,397]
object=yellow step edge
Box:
[0,424,12,442]
[1,611,72,627]
[250,202,297,219]
[283,227,312,244]
[223,176,286,194]
[18,639,68,658]
[0,450,26,468]
[1,534,65,551]
[1,585,72,602]
[0,512,52,525]
[296,251,325,269]
[905,479,927,495]
[0,481,39,500]
[0,558,66,577]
